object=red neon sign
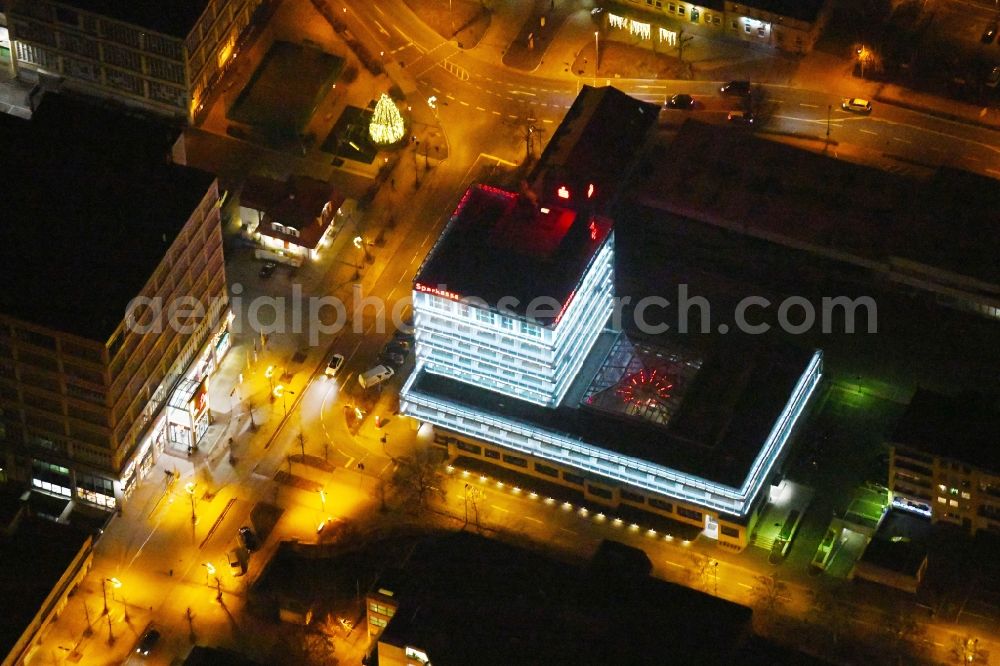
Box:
[415,283,461,301]
[557,186,570,199]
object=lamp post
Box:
[107,577,127,622]
[319,489,327,512]
[826,104,832,142]
[185,482,197,523]
[101,578,109,615]
[594,31,599,87]
[202,562,216,586]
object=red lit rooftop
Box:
[414,184,612,325]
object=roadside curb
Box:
[873,94,1000,133]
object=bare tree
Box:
[391,447,446,511]
[751,574,788,615]
[879,607,925,663]
[809,583,853,647]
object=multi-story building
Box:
[239,175,345,265]
[888,388,1000,536]
[6,0,263,121]
[402,87,822,552]
[0,94,231,510]
[605,0,828,54]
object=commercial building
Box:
[6,0,263,120]
[888,388,1000,537]
[852,509,929,594]
[0,491,93,666]
[367,533,755,665]
[402,87,822,551]
[0,94,231,511]
[635,120,1000,324]
[605,0,829,54]
[239,175,345,265]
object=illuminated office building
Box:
[401,87,821,550]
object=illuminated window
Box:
[937,484,946,492]
[500,317,513,331]
[937,497,946,504]
[949,499,959,507]
[961,492,971,500]
[476,308,495,325]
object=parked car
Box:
[325,353,345,377]
[841,97,873,114]
[666,93,695,109]
[381,349,406,367]
[987,66,1000,88]
[238,526,260,552]
[358,364,394,389]
[393,328,414,344]
[983,22,998,44]
[720,80,751,97]
[136,628,161,656]
[258,260,277,279]
[228,547,248,575]
[727,110,755,125]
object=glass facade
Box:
[412,235,615,407]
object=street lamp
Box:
[202,562,215,585]
[185,482,197,523]
[594,31,599,87]
[107,577,127,620]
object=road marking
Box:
[986,168,1000,176]
[892,137,912,144]
[525,516,543,524]
[965,155,981,161]
[859,129,878,135]
[345,456,355,469]
[510,90,536,96]
[559,527,577,535]
[799,103,819,108]
[374,4,385,15]
[492,110,501,115]
[475,106,485,111]
[490,504,509,512]
[373,20,390,37]
[738,582,752,589]
[664,560,684,568]
[542,118,554,123]
[459,100,469,106]
[481,153,518,166]
[507,114,518,119]
[446,94,455,100]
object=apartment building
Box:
[7,0,263,121]
[0,95,231,510]
[607,0,828,53]
[889,388,1000,537]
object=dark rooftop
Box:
[637,120,1000,290]
[0,515,91,661]
[56,0,209,38]
[411,330,814,492]
[0,94,215,342]
[858,510,930,577]
[240,175,343,250]
[891,388,1000,473]
[529,85,659,212]
[414,184,613,324]
[376,532,752,666]
[741,0,826,22]
[183,646,264,666]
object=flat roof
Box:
[411,330,814,490]
[529,85,660,212]
[0,94,215,342]
[0,516,90,660]
[377,532,752,665]
[56,0,209,38]
[891,388,1000,473]
[636,121,1000,290]
[414,184,613,324]
[859,510,930,577]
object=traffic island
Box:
[502,0,577,71]
[402,0,490,48]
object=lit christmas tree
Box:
[368,93,405,146]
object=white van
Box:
[358,364,394,389]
